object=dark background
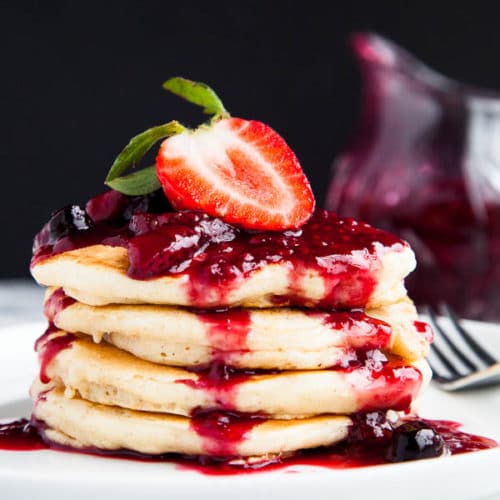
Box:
[3,1,500,277]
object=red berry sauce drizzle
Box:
[176,308,273,408]
[190,409,267,457]
[413,320,435,343]
[176,363,275,411]
[316,310,393,350]
[34,288,77,383]
[344,350,423,412]
[31,190,406,309]
[197,308,252,363]
[0,420,46,451]
[44,287,76,323]
[177,309,256,410]
[1,411,496,473]
[34,327,75,384]
[176,304,420,413]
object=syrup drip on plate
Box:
[0,411,495,474]
[0,419,46,451]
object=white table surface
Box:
[0,279,45,326]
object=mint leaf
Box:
[106,165,161,196]
[105,120,185,183]
[163,77,229,117]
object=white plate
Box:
[1,321,500,500]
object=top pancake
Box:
[32,243,415,309]
[31,207,415,309]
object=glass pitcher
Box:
[326,33,500,322]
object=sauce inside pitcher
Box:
[327,32,500,321]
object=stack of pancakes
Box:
[30,213,432,462]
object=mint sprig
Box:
[105,121,184,183]
[163,77,229,118]
[104,78,229,196]
[106,165,161,196]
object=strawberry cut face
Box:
[156,118,315,231]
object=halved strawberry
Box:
[155,117,315,230]
[106,77,316,230]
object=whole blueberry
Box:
[122,190,172,220]
[33,205,93,252]
[386,421,446,462]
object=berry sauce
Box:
[176,361,256,410]
[190,409,267,457]
[0,419,46,451]
[315,310,393,350]
[34,327,75,384]
[43,288,76,323]
[0,412,496,473]
[31,190,406,309]
[343,351,422,413]
[197,308,252,363]
[413,320,435,343]
[176,362,272,411]
[175,348,421,415]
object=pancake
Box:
[31,381,351,458]
[45,288,431,368]
[32,242,415,309]
[36,331,431,418]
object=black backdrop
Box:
[3,1,500,277]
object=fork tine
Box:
[428,340,461,377]
[440,304,497,366]
[426,306,479,372]
[426,348,454,383]
[426,362,451,384]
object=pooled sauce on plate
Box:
[0,412,496,474]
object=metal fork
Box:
[425,304,500,391]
